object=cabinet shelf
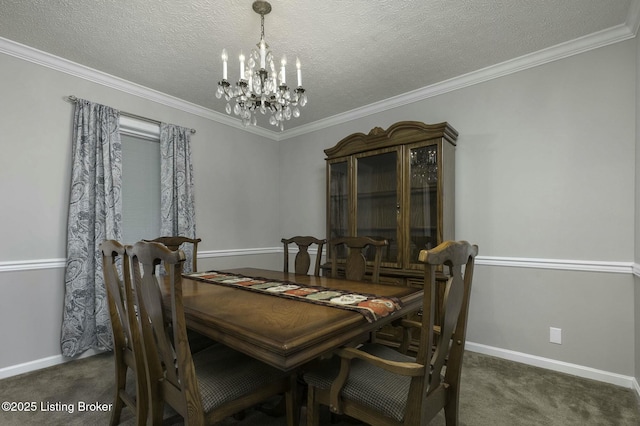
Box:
[356,228,397,234]
[410,186,437,194]
[357,190,397,199]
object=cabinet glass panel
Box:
[409,144,438,263]
[356,151,398,263]
[328,160,349,237]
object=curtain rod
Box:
[66,95,196,134]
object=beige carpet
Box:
[0,350,638,425]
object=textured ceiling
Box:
[0,0,636,132]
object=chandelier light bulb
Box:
[280,56,287,85]
[239,52,245,80]
[221,49,228,80]
[216,1,306,130]
[259,39,267,69]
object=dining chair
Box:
[304,240,478,426]
[281,236,326,276]
[143,236,201,273]
[328,236,389,283]
[142,235,214,354]
[127,240,297,426]
[100,239,147,426]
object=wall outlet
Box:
[549,327,562,344]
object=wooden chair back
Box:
[410,240,478,424]
[281,236,326,276]
[143,236,201,273]
[328,236,388,283]
[127,241,203,424]
[100,239,147,426]
[129,241,297,426]
[305,240,477,426]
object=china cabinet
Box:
[324,121,458,343]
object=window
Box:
[120,117,161,243]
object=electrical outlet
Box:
[549,327,562,344]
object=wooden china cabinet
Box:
[324,121,458,344]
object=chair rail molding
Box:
[476,256,634,274]
[1,252,636,275]
[0,258,66,272]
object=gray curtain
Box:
[61,99,122,357]
[160,123,196,273]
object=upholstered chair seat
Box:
[304,343,415,423]
[193,344,291,413]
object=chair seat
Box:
[304,344,414,422]
[194,344,290,414]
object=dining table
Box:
[160,267,424,372]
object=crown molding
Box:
[1,9,637,142]
[627,0,640,36]
[280,21,637,139]
[0,36,280,141]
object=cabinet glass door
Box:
[355,150,399,266]
[408,144,438,266]
[328,159,349,237]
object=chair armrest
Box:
[336,347,424,376]
[329,346,425,414]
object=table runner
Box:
[184,270,403,322]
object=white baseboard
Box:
[0,349,103,380]
[466,341,638,392]
[2,341,637,402]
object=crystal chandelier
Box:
[215,1,307,131]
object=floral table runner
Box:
[184,270,403,323]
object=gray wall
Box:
[279,40,637,377]
[0,35,637,387]
[0,51,282,371]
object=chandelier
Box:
[215,1,307,131]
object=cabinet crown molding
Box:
[324,121,458,159]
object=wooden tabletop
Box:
[163,268,424,371]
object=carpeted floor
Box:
[0,350,638,425]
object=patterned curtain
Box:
[160,123,196,273]
[61,99,122,357]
